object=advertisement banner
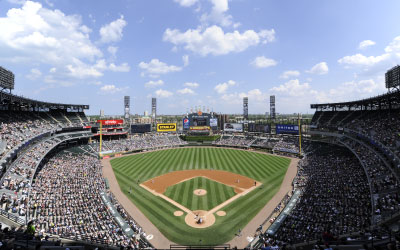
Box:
[276,124,299,134]
[249,124,271,133]
[210,118,218,127]
[183,118,190,130]
[157,123,177,132]
[224,123,243,132]
[190,126,210,130]
[131,124,151,133]
[97,119,124,125]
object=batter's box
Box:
[140,169,261,228]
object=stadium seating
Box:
[28,150,150,249]
[90,134,187,153]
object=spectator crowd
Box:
[91,134,187,153]
[28,152,151,249]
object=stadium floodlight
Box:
[0,66,15,93]
[385,65,400,92]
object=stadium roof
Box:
[310,90,400,111]
[0,90,89,110]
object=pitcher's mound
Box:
[193,189,207,196]
[174,211,184,216]
[185,210,215,228]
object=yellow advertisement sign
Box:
[157,123,177,132]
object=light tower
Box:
[270,95,276,120]
[124,96,130,120]
[243,97,248,120]
[151,97,157,126]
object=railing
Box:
[170,244,230,249]
[0,208,25,225]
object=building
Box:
[100,110,104,117]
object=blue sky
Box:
[1,0,400,115]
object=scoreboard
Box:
[131,124,151,133]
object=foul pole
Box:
[99,121,103,157]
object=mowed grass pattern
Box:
[111,147,290,246]
[164,177,236,211]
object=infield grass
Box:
[111,147,291,246]
[164,177,236,211]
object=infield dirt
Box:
[142,169,261,194]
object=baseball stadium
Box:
[0,1,400,250]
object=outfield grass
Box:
[111,147,290,246]
[164,177,236,211]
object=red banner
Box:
[97,119,124,125]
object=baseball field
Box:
[110,147,291,246]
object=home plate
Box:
[146,234,154,240]
[247,236,254,242]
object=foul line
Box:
[140,180,261,221]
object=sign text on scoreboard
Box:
[275,124,299,134]
[190,126,211,130]
[157,123,177,132]
[97,119,124,125]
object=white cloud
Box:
[307,62,329,75]
[338,36,400,70]
[64,59,129,78]
[267,78,386,111]
[0,1,130,85]
[26,68,42,80]
[0,1,102,65]
[138,58,182,77]
[107,46,118,57]
[328,79,385,98]
[44,0,53,7]
[99,15,127,43]
[174,0,198,7]
[182,54,189,67]
[155,89,173,98]
[251,56,277,68]
[79,25,92,34]
[220,88,267,106]
[145,80,164,88]
[214,80,235,94]
[358,40,376,50]
[163,25,275,56]
[271,79,311,97]
[184,82,199,88]
[385,36,400,54]
[65,60,103,79]
[109,62,130,72]
[177,87,195,95]
[338,53,389,66]
[99,84,124,94]
[200,0,239,28]
[280,70,300,79]
[6,0,25,4]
